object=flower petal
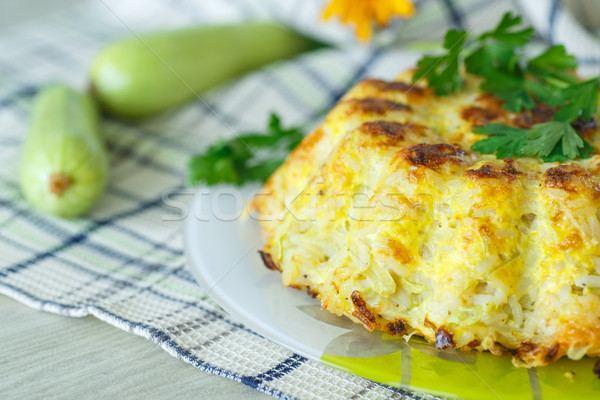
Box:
[321,0,415,40]
[391,0,416,16]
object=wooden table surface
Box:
[0,295,269,399]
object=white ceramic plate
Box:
[184,185,600,400]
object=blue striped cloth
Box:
[1,1,598,399]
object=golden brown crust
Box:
[543,164,600,196]
[358,121,431,147]
[435,327,455,350]
[544,165,586,191]
[475,93,505,112]
[258,251,279,271]
[343,98,412,115]
[512,104,555,128]
[359,121,408,140]
[385,319,408,336]
[465,160,522,183]
[460,105,502,127]
[351,291,376,331]
[513,343,566,366]
[573,117,598,136]
[401,143,467,171]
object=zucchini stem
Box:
[49,172,73,197]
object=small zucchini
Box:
[20,85,108,218]
[90,22,323,118]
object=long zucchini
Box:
[90,23,323,118]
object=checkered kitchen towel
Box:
[1,0,598,399]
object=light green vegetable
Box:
[90,23,324,118]
[20,85,108,218]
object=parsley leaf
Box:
[524,80,564,107]
[187,113,304,186]
[521,122,571,158]
[464,42,518,76]
[412,29,467,95]
[552,78,600,123]
[479,70,535,112]
[471,124,528,158]
[526,45,577,87]
[526,121,593,162]
[477,12,533,46]
[472,121,593,162]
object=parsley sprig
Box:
[187,113,303,186]
[413,29,466,95]
[414,12,600,162]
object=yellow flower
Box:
[322,0,415,41]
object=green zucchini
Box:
[20,85,108,218]
[90,22,323,118]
